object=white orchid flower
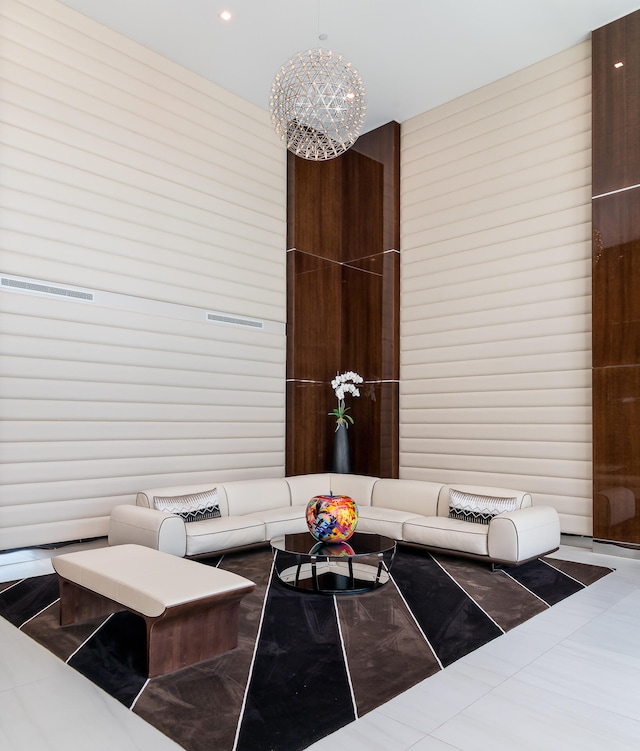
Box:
[329,371,363,430]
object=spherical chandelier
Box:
[269,48,367,161]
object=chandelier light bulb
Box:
[269,48,367,161]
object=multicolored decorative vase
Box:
[306,494,359,542]
[309,541,356,557]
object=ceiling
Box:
[60,0,640,133]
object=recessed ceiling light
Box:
[614,61,624,68]
[219,10,232,22]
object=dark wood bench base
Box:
[58,577,254,677]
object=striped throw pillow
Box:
[153,488,221,523]
[448,488,517,525]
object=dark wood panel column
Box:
[592,9,640,546]
[592,9,640,197]
[286,122,400,478]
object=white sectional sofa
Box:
[109,473,560,567]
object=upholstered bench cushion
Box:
[52,544,254,618]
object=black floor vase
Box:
[332,423,351,473]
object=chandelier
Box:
[269,48,367,161]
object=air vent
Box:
[207,311,264,330]
[1,276,94,302]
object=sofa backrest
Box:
[222,478,292,516]
[437,484,533,517]
[286,474,332,505]
[328,474,378,507]
[372,478,442,516]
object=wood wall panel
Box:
[592,191,640,368]
[592,9,640,547]
[345,124,401,251]
[592,9,640,196]
[342,258,383,379]
[287,157,343,261]
[381,250,401,380]
[286,251,342,382]
[287,122,400,478]
[593,367,640,543]
[342,152,384,260]
[286,381,330,476]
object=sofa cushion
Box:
[403,516,489,556]
[329,474,378,507]
[356,506,423,540]
[253,505,309,539]
[184,514,266,556]
[223,478,292,516]
[448,488,517,525]
[153,488,221,522]
[286,474,333,505]
[372,478,441,516]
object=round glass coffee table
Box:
[270,531,396,594]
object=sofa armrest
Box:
[488,506,560,564]
[108,505,187,557]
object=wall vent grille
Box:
[1,276,94,301]
[207,312,264,330]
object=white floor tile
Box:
[305,710,426,751]
[410,737,463,751]
[431,678,640,751]
[0,616,68,692]
[0,669,181,751]
[375,666,496,734]
[0,558,56,582]
[514,638,640,722]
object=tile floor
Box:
[1,539,639,751]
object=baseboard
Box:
[593,539,640,560]
[560,533,593,549]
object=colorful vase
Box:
[306,494,359,542]
[309,541,356,557]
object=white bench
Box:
[52,544,255,677]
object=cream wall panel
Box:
[404,438,588,462]
[0,0,286,549]
[402,43,591,141]
[2,1,277,150]
[401,41,592,536]
[405,205,591,260]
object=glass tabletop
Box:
[270,532,396,594]
[270,531,395,557]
